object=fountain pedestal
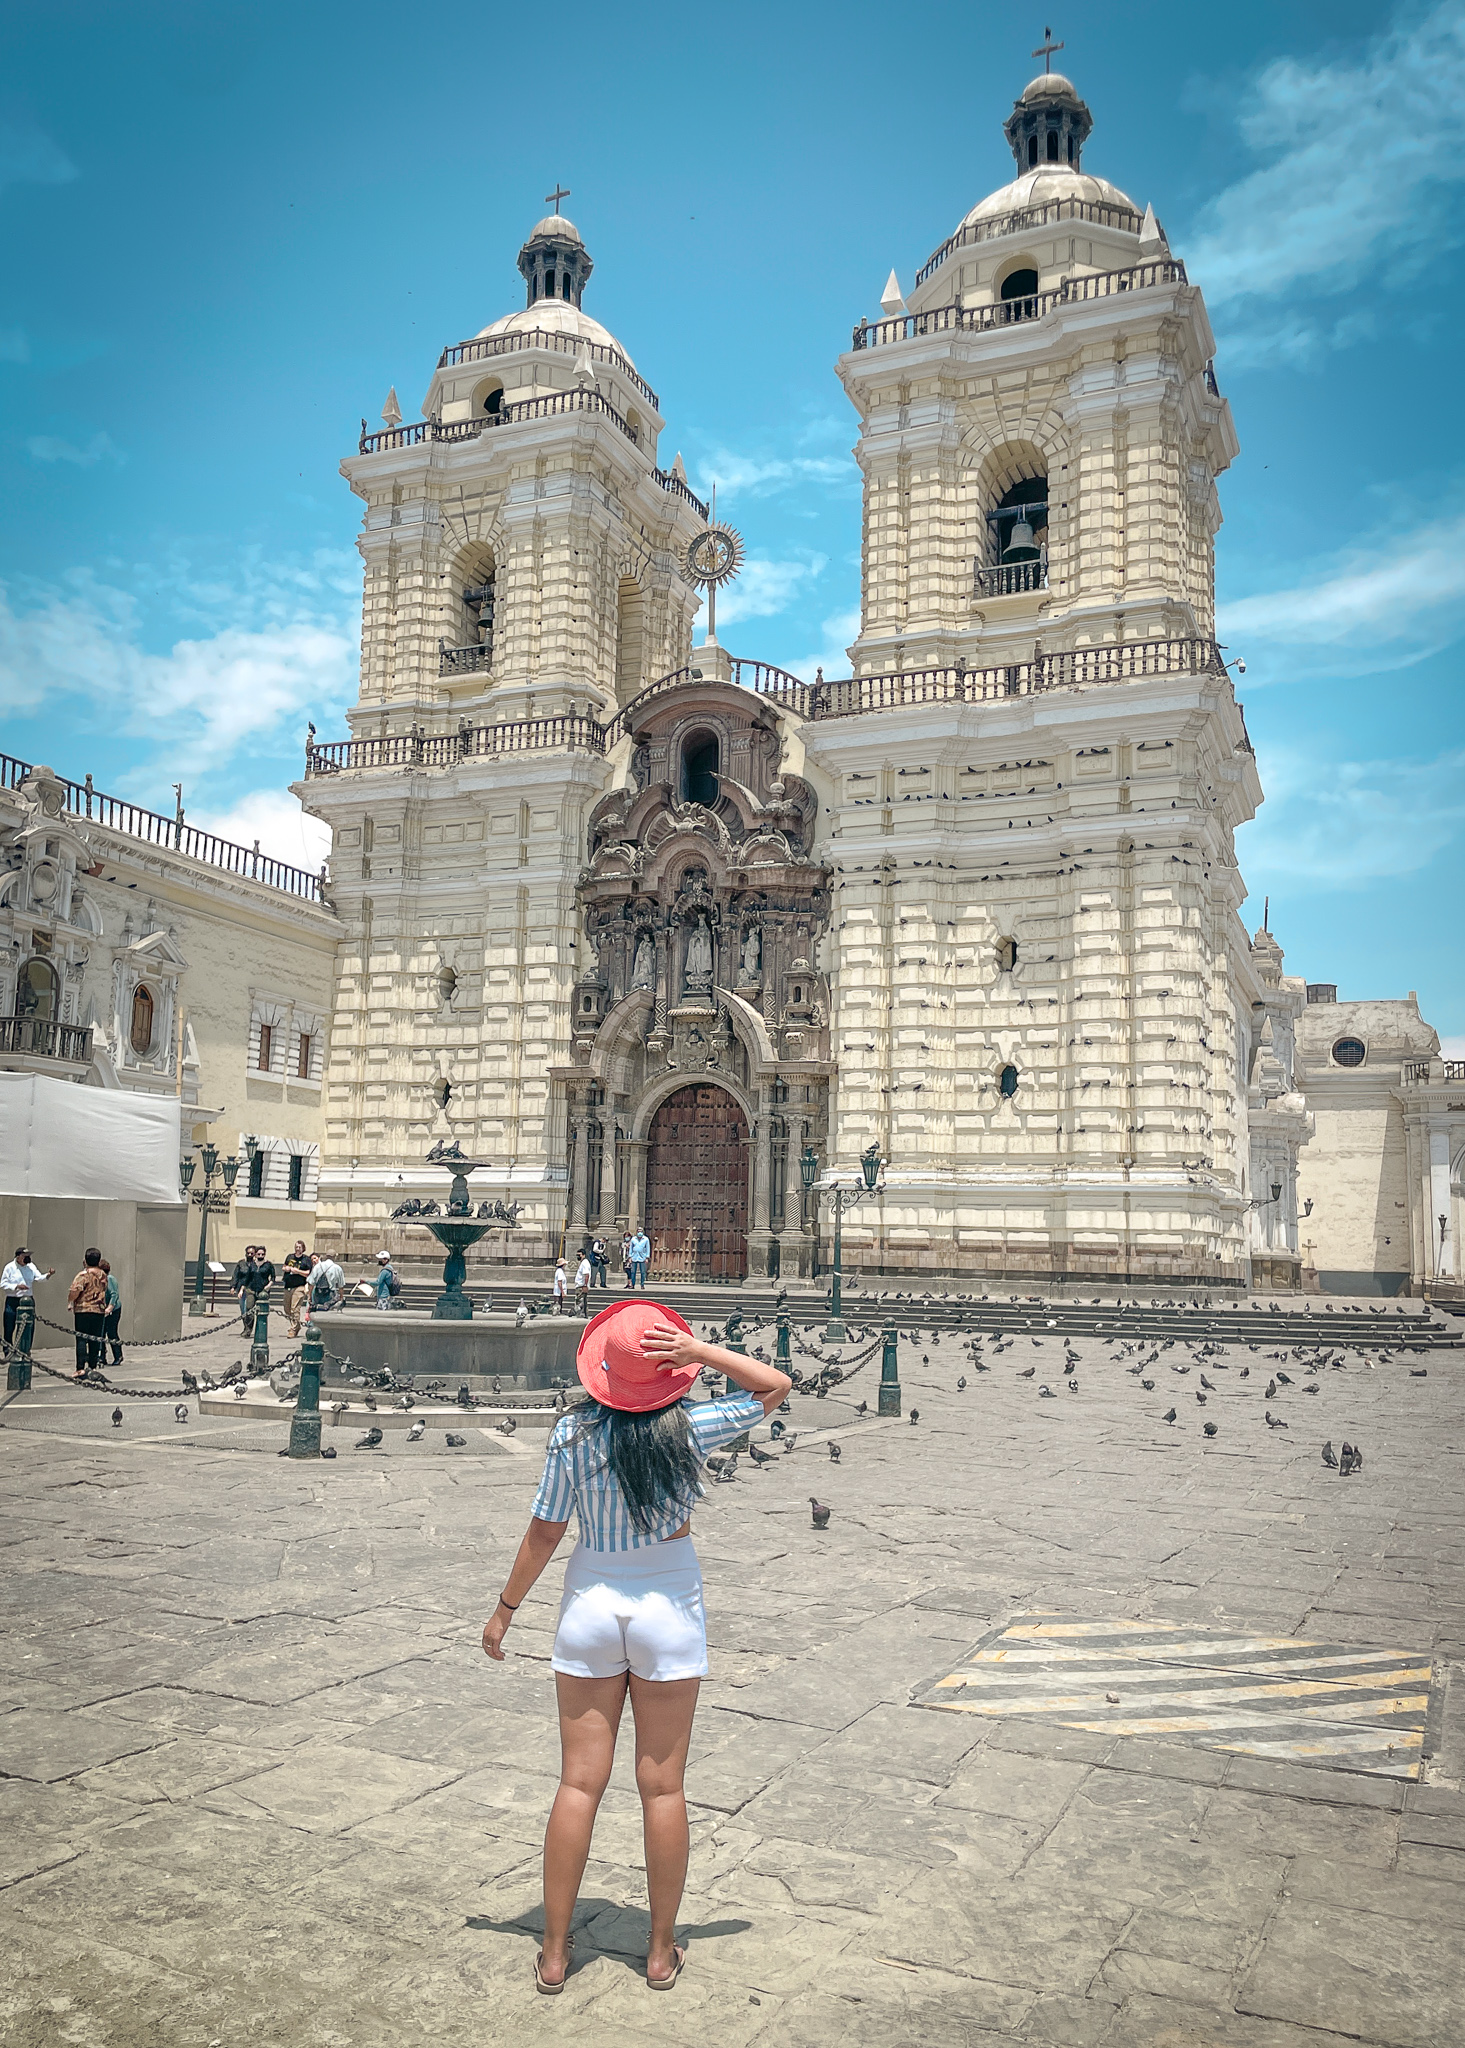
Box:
[431,1218,492,1319]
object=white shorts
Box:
[551,1538,708,1682]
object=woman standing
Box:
[67,1248,109,1377]
[482,1299,790,1994]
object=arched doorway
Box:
[644,1084,748,1281]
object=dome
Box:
[963,164,1138,227]
[1021,70,1079,103]
[526,211,583,244]
[475,298,638,370]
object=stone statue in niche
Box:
[683,918,714,996]
[738,927,762,984]
[630,933,655,990]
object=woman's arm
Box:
[641,1325,792,1417]
[481,1515,570,1661]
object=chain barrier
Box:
[26,1309,246,1349]
[31,1359,200,1401]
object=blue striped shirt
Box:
[530,1394,764,1551]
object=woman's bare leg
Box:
[629,1674,700,1981]
[542,1672,627,1983]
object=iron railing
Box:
[914,196,1145,288]
[0,755,325,902]
[304,638,1224,776]
[654,466,709,518]
[358,386,638,455]
[1402,1059,1465,1084]
[439,642,493,677]
[437,327,659,411]
[852,258,1188,351]
[0,1017,93,1063]
[304,714,606,776]
[975,559,1047,599]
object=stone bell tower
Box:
[299,209,709,1260]
[803,70,1265,1290]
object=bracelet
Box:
[497,1594,519,1612]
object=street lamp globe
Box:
[1269,1183,1282,1203]
[179,1154,196,1190]
[200,1141,219,1178]
[860,1143,884,1191]
[222,1155,241,1190]
[799,1144,819,1190]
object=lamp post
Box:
[801,1141,884,1344]
[182,1140,241,1316]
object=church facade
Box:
[294,70,1459,1296]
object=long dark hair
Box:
[571,1398,702,1533]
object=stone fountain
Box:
[400,1138,522,1319]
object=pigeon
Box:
[828,1441,841,1462]
[1301,1383,1320,1395]
[394,1393,415,1411]
[1239,1367,1250,1379]
[1340,1440,1363,1475]
[174,1403,189,1423]
[1265,1411,1288,1429]
[456,1384,472,1407]
[1039,1384,1056,1399]
[1063,1360,1077,1376]
[1018,1366,1036,1379]
[957,1376,967,1391]
[747,1442,777,1467]
[1195,1391,1207,1405]
[320,1445,336,1459]
[1140,1378,1155,1391]
[856,1401,868,1417]
[445,1432,467,1448]
[233,1383,247,1399]
[1202,1421,1218,1437]
[769,1417,785,1439]
[782,1432,799,1454]
[1200,1375,1216,1391]
[1276,1371,1293,1385]
[1322,1440,1338,1468]
[909,1408,920,1425]
[1410,1367,1428,1378]
[809,1497,832,1529]
[363,1392,377,1410]
[1162,1407,1177,1423]
[181,1369,199,1394]
[496,1418,517,1436]
[407,1419,425,1443]
[355,1427,383,1449]
[715,1454,738,1483]
[1066,1379,1079,1394]
[1265,1379,1278,1399]
[922,1354,930,1365]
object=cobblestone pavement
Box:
[2,1312,1462,2047]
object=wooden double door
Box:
[644,1084,749,1281]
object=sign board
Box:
[207,1261,227,1275]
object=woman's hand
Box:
[482,1605,511,1661]
[642,1322,705,1373]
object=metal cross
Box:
[1032,27,1064,70]
[544,183,570,213]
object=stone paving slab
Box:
[1,1318,1462,2044]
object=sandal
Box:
[534,1934,573,1995]
[647,1943,686,1991]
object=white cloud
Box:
[1241,747,1465,887]
[186,789,332,873]
[1187,2,1465,359]
[695,447,853,500]
[26,432,125,467]
[1218,506,1465,679]
[714,555,827,627]
[774,606,863,683]
[1441,1034,1465,1060]
[0,552,358,781]
[0,119,77,199]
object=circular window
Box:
[1331,1037,1366,1068]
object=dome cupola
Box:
[517,192,594,309]
[1003,67,1093,172]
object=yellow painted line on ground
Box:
[969,1645,1421,1674]
[929,1679,1430,1719]
[1209,1730,1424,1759]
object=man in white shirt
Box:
[551,1258,568,1314]
[573,1250,594,1318]
[2,1248,55,1351]
[309,1254,345,1313]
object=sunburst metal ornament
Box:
[685,498,744,641]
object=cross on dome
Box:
[544,182,570,214]
[1032,27,1064,72]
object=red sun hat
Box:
[576,1299,698,1413]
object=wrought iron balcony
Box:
[0,1017,93,1064]
[914,196,1144,288]
[359,386,639,455]
[653,466,709,518]
[439,643,492,677]
[851,258,1189,351]
[1402,1058,1465,1084]
[975,559,1047,599]
[437,326,660,411]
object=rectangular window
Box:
[296,1033,312,1079]
[248,1150,265,1199]
[287,1154,304,1202]
[257,1023,274,1071]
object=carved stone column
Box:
[781,1111,811,1277]
[566,1113,589,1232]
[747,1108,774,1279]
[599,1118,620,1229]
[625,1139,649,1232]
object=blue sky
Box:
[1,0,1461,1044]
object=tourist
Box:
[482,1301,791,1994]
[573,1248,594,1317]
[310,1252,345,1314]
[67,1248,109,1377]
[1,1247,54,1351]
[551,1258,568,1314]
[620,1231,634,1286]
[234,1245,275,1332]
[100,1260,123,1367]
[627,1226,650,1292]
[282,1241,311,1335]
[590,1235,608,1288]
[374,1250,397,1311]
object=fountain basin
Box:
[317,1310,583,1388]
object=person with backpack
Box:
[374,1251,400,1310]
